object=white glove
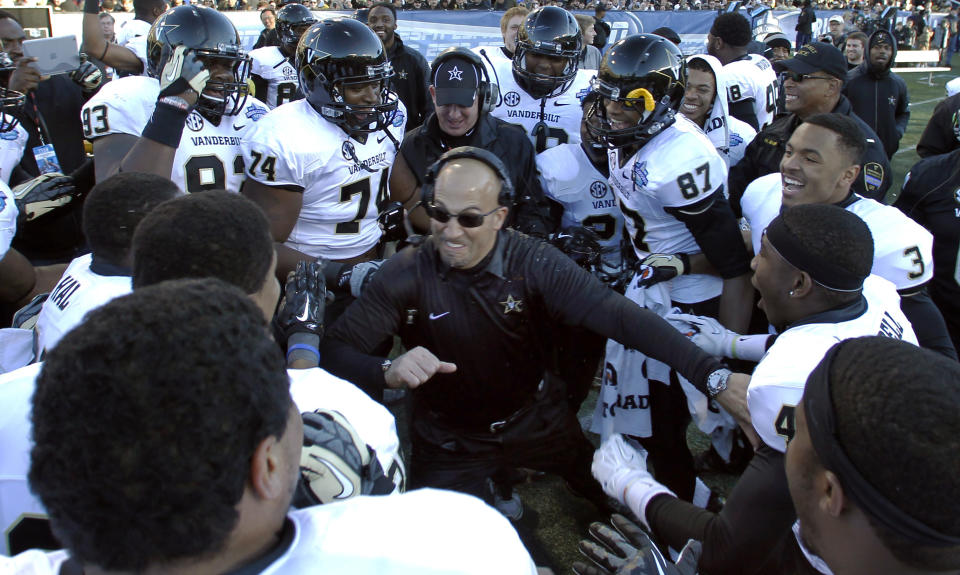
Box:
[592,434,675,530]
[666,312,738,358]
[158,45,210,98]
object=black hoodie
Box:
[843,29,910,158]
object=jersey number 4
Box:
[336,169,389,234]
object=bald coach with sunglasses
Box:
[321,147,739,521]
[727,42,891,211]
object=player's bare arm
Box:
[82,10,143,74]
[389,152,429,233]
[240,177,316,278]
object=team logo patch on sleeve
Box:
[863,162,884,193]
[0,129,17,141]
[503,91,521,107]
[632,161,649,190]
[730,133,744,147]
[245,103,268,122]
[392,109,405,127]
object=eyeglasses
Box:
[780,71,835,83]
[423,203,500,228]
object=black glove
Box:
[551,226,602,270]
[377,201,406,243]
[158,45,210,99]
[12,172,79,225]
[273,260,326,348]
[335,259,384,298]
[69,53,103,92]
[634,253,689,289]
[572,514,700,575]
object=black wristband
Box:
[84,0,99,14]
[141,101,190,149]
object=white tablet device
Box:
[22,35,81,76]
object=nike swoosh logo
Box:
[308,454,355,499]
[553,101,571,106]
[555,233,572,240]
[296,300,310,322]
[377,135,387,143]
[429,312,449,320]
[164,50,181,83]
[233,124,245,131]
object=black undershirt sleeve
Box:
[251,74,268,104]
[900,289,959,360]
[645,445,796,575]
[667,193,753,279]
[727,99,760,132]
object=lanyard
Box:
[27,91,51,146]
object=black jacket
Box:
[728,94,893,213]
[593,17,611,50]
[843,30,910,158]
[400,112,557,237]
[795,5,816,34]
[386,35,433,131]
[916,92,960,157]
[252,27,279,50]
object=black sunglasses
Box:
[780,70,835,83]
[423,203,499,228]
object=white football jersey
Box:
[0,180,15,260]
[0,121,28,184]
[0,363,44,556]
[537,142,624,271]
[250,46,301,109]
[3,490,536,574]
[749,275,917,453]
[723,53,778,129]
[288,367,404,490]
[35,254,132,353]
[607,114,727,304]
[742,174,935,291]
[114,17,150,50]
[471,45,511,77]
[490,57,592,154]
[241,98,407,261]
[81,75,271,194]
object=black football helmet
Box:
[0,52,24,132]
[277,3,317,56]
[512,6,582,100]
[146,5,251,120]
[586,34,686,149]
[297,18,398,135]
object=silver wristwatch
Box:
[706,368,732,398]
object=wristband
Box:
[84,0,99,14]
[286,343,320,363]
[141,100,191,148]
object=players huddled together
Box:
[1,2,959,575]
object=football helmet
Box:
[297,18,398,135]
[512,6,582,100]
[276,3,317,57]
[0,52,24,132]
[146,5,251,120]
[586,34,686,149]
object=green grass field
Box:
[514,56,960,573]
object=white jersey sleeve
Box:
[846,196,935,290]
[250,47,300,109]
[271,489,537,574]
[0,181,16,260]
[0,121,28,184]
[80,75,158,140]
[35,254,132,353]
[708,114,756,170]
[749,275,917,452]
[723,54,778,129]
[740,172,784,256]
[288,367,404,491]
[0,363,45,556]
[2,549,69,573]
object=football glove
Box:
[12,172,79,224]
[158,44,210,99]
[69,53,103,92]
[377,201,406,243]
[292,409,396,507]
[273,260,325,348]
[635,253,689,289]
[347,260,384,298]
[551,226,603,270]
[592,434,675,530]
[573,514,701,575]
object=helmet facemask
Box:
[300,57,399,136]
[512,42,580,99]
[194,50,252,121]
[0,52,23,132]
[586,76,680,149]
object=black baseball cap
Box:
[773,41,847,80]
[433,57,479,107]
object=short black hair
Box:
[710,12,752,47]
[802,113,866,166]
[29,278,291,572]
[594,4,606,14]
[132,191,274,294]
[0,9,19,23]
[828,336,960,569]
[686,56,715,76]
[652,26,682,45]
[779,203,873,301]
[368,1,397,17]
[133,0,166,16]
[81,173,179,265]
